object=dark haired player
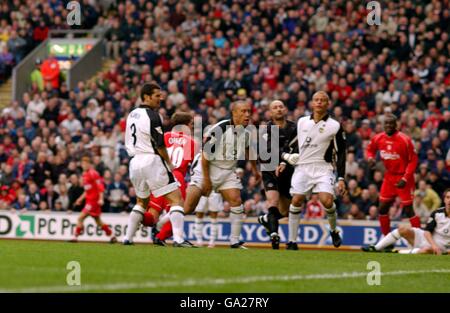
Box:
[365,113,420,249]
[141,112,198,246]
[363,188,450,254]
[123,82,193,247]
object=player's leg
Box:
[287,194,305,250]
[287,166,311,250]
[163,188,192,246]
[220,188,245,248]
[206,192,222,248]
[125,164,151,245]
[317,192,342,247]
[379,177,397,236]
[207,211,219,248]
[363,224,415,252]
[184,184,204,214]
[194,196,208,246]
[124,196,149,245]
[93,216,117,243]
[397,180,421,228]
[195,212,205,246]
[71,211,88,242]
[258,172,280,236]
[265,190,283,249]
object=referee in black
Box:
[258,100,298,250]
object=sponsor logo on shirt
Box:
[380,150,400,160]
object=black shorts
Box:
[262,166,294,199]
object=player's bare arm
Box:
[423,230,442,255]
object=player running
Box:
[363,188,450,254]
[283,91,347,250]
[123,82,192,247]
[70,155,117,243]
[365,113,420,245]
[140,112,198,246]
[184,101,261,249]
[257,100,297,249]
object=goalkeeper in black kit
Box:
[258,100,298,250]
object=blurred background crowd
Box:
[0,0,449,223]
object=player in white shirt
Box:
[123,82,193,247]
[363,188,450,254]
[185,101,261,249]
[282,91,347,249]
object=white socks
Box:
[209,218,218,246]
[375,229,400,251]
[194,217,204,246]
[169,205,185,244]
[325,203,337,231]
[156,211,170,231]
[288,204,302,243]
[230,205,244,245]
[124,204,145,242]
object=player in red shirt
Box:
[70,155,117,243]
[366,114,420,242]
[139,112,198,245]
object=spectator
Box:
[40,178,59,211]
[13,194,31,211]
[367,205,378,221]
[7,30,26,63]
[414,180,441,212]
[344,204,366,220]
[106,173,129,213]
[0,185,16,209]
[68,174,84,212]
[25,182,41,210]
[304,194,325,219]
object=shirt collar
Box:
[310,114,329,122]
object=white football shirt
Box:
[125,105,165,157]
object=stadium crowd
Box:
[0,0,449,224]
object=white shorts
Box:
[290,163,335,196]
[194,192,223,213]
[413,228,448,251]
[190,162,242,192]
[129,154,179,198]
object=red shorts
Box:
[82,202,102,217]
[379,174,414,206]
[149,173,186,214]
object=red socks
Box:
[143,212,156,227]
[156,222,173,241]
[101,224,112,236]
[379,214,391,236]
[409,216,421,228]
[75,226,83,237]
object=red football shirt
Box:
[82,169,104,203]
[164,131,197,178]
[366,131,418,183]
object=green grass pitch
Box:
[1,240,449,293]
